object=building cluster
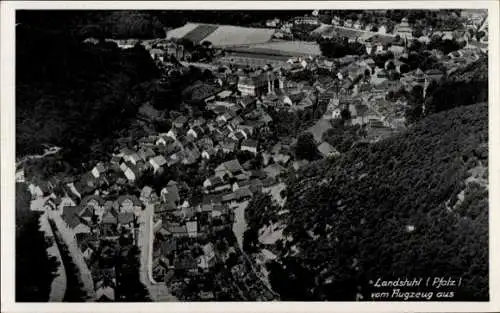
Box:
[26,9,489,302]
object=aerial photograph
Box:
[14,9,488,302]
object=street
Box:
[137,203,177,301]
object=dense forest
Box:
[246,104,488,301]
[16,17,160,166]
[16,183,60,302]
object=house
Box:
[149,155,167,173]
[91,163,107,178]
[161,181,180,206]
[173,251,198,274]
[317,142,340,158]
[61,206,91,235]
[128,153,142,165]
[116,195,142,213]
[385,59,408,73]
[203,176,225,189]
[100,212,118,236]
[424,69,444,84]
[331,107,342,119]
[378,25,387,34]
[395,17,413,39]
[119,147,135,158]
[197,242,216,270]
[28,183,44,199]
[110,155,122,166]
[117,212,135,229]
[238,96,256,109]
[96,279,115,302]
[263,164,285,180]
[240,139,259,155]
[156,135,174,146]
[220,140,237,153]
[186,128,200,139]
[215,159,244,178]
[123,165,138,182]
[222,187,253,204]
[138,147,156,161]
[140,186,155,203]
[201,148,217,160]
[173,115,188,129]
[78,206,94,223]
[186,221,198,238]
[166,224,189,238]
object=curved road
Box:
[16,146,61,168]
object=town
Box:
[15,9,488,302]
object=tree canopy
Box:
[16,22,160,167]
[271,103,488,301]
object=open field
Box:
[244,40,322,56]
[166,23,200,40]
[203,25,275,47]
[183,24,219,44]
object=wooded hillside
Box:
[267,103,488,301]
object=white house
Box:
[149,155,167,173]
[16,169,25,183]
[166,128,177,141]
[186,221,198,238]
[28,183,44,199]
[241,139,258,155]
[91,163,106,178]
[127,153,141,165]
[197,243,216,270]
[331,16,341,25]
[332,108,342,119]
[378,25,387,34]
[124,167,136,182]
[119,162,129,172]
[187,128,199,139]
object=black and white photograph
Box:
[1,1,499,312]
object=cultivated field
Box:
[203,25,276,47]
[166,23,200,40]
[244,40,322,56]
[183,24,219,44]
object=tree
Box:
[476,31,486,41]
[386,60,396,71]
[340,107,351,121]
[295,132,319,161]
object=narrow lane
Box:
[138,203,177,301]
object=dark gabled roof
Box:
[62,206,85,229]
[174,251,198,270]
[241,139,258,149]
[117,212,135,225]
[163,183,180,203]
[217,159,243,173]
[116,195,141,207]
[101,212,117,225]
[160,238,178,256]
[79,206,94,218]
[202,193,223,205]
[81,195,105,206]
